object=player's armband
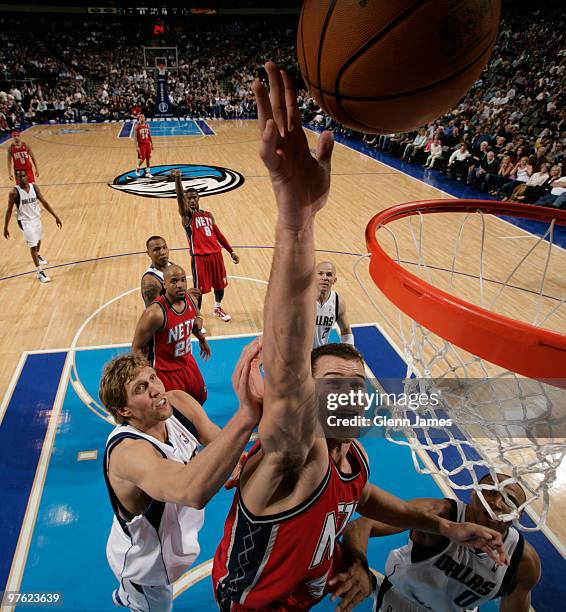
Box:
[341,333,355,346]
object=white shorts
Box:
[375,577,478,612]
[18,217,43,248]
[113,577,172,612]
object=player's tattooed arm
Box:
[132,304,164,354]
[141,275,163,307]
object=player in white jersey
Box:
[330,473,540,612]
[99,346,262,611]
[141,235,203,336]
[313,260,354,348]
[3,169,62,283]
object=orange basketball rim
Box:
[365,199,566,382]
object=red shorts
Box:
[156,356,207,404]
[15,167,35,183]
[138,142,152,162]
[192,252,228,294]
[214,544,344,611]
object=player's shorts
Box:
[375,577,432,611]
[192,252,227,294]
[156,357,207,404]
[138,142,152,162]
[112,577,172,612]
[17,217,43,247]
[215,543,344,611]
[15,167,35,184]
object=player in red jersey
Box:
[212,62,508,611]
[172,168,240,322]
[132,264,210,404]
[135,114,153,177]
[7,131,39,183]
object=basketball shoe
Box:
[38,254,48,265]
[213,306,231,322]
[37,270,51,283]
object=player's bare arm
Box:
[35,185,62,228]
[240,62,334,513]
[3,189,16,239]
[209,212,240,263]
[109,340,261,510]
[172,169,190,222]
[6,147,13,180]
[141,274,164,307]
[357,484,508,564]
[131,304,164,354]
[27,144,39,177]
[167,389,221,445]
[500,541,540,612]
[337,297,354,342]
[108,404,257,510]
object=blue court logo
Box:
[108,164,245,199]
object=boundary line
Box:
[3,351,72,600]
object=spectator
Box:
[423,138,443,169]
[447,143,472,181]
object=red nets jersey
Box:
[184,211,222,255]
[212,441,369,611]
[135,123,152,143]
[10,143,33,172]
[152,293,197,372]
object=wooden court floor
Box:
[1,119,565,549]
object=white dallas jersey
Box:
[313,290,339,349]
[104,408,205,586]
[141,262,173,303]
[15,184,41,222]
[378,499,524,611]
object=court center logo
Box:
[109,164,245,199]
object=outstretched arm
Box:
[171,169,190,222]
[249,62,333,504]
[109,340,261,509]
[358,484,508,564]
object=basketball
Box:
[297,0,501,134]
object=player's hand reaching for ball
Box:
[253,61,334,230]
[440,521,509,566]
[233,337,263,427]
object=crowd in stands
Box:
[0,5,564,208]
[299,7,565,208]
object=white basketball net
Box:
[355,207,566,531]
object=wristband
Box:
[341,333,355,346]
